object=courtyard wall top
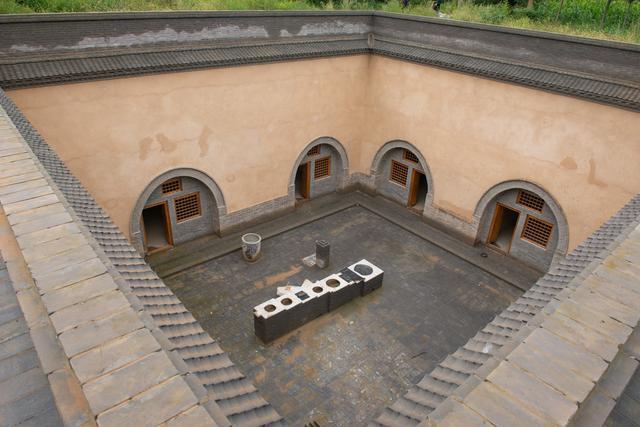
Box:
[0,11,638,110]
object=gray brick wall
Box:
[145,177,217,246]
[374,148,426,207]
[476,188,559,271]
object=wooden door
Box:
[142,201,173,253]
[300,162,310,199]
[408,169,422,207]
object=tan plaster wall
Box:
[362,56,640,251]
[8,54,640,252]
[7,56,370,237]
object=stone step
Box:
[430,366,469,386]
[168,331,215,348]
[178,342,225,360]
[148,306,194,320]
[187,353,235,372]
[440,355,480,376]
[227,401,284,427]
[416,374,458,397]
[207,376,257,401]
[452,347,490,366]
[159,322,205,339]
[196,366,245,386]
[389,397,431,423]
[404,387,444,410]
[373,407,419,427]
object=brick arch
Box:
[370,139,435,215]
[130,168,226,254]
[473,179,569,265]
[288,136,350,200]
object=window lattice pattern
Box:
[390,160,409,186]
[175,193,201,222]
[403,149,419,163]
[161,178,182,194]
[517,190,545,212]
[314,157,331,179]
[522,215,553,248]
[307,145,321,156]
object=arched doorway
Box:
[370,140,434,215]
[131,168,226,255]
[474,181,568,271]
[289,137,349,201]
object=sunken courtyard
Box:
[0,10,639,427]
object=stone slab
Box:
[0,147,28,158]
[0,171,42,187]
[570,390,616,427]
[0,316,27,342]
[35,257,107,293]
[556,299,632,345]
[508,342,594,402]
[542,313,619,362]
[584,275,640,314]
[526,328,608,382]
[487,360,576,425]
[16,287,48,328]
[0,332,33,360]
[463,381,549,426]
[0,366,48,405]
[30,323,66,375]
[96,376,198,427]
[0,347,39,383]
[569,285,640,328]
[0,152,30,164]
[29,244,97,277]
[22,234,87,265]
[8,203,67,226]
[17,222,81,249]
[3,193,59,215]
[83,351,178,414]
[0,303,20,325]
[599,354,639,401]
[71,328,160,384]
[0,382,58,426]
[164,405,218,427]
[50,290,130,333]
[48,368,97,427]
[58,309,143,357]
[0,162,37,179]
[42,273,117,314]
[13,212,73,237]
[0,179,48,196]
[0,185,54,205]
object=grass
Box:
[0,0,638,44]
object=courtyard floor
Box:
[162,203,528,425]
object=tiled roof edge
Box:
[371,192,640,426]
[425,218,640,426]
[0,88,284,426]
[1,37,638,111]
[1,10,638,53]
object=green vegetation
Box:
[0,0,638,44]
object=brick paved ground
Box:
[164,206,526,425]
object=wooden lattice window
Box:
[161,178,182,194]
[403,149,419,163]
[390,160,409,186]
[521,215,553,248]
[517,190,545,212]
[174,193,201,222]
[314,157,331,179]
[307,145,321,156]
